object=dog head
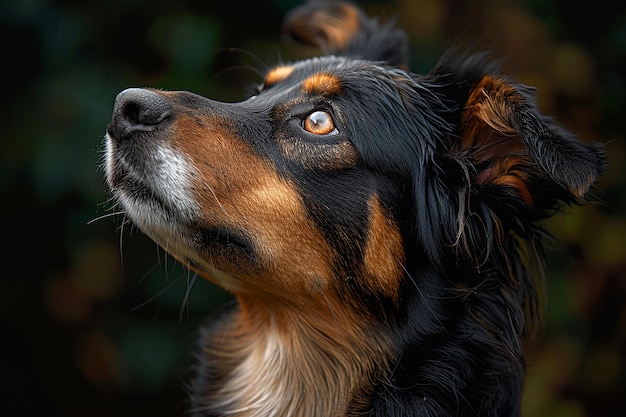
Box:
[105,0,604,329]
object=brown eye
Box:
[303,110,337,135]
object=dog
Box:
[104,1,605,416]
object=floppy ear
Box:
[433,55,605,211]
[403,54,606,265]
[282,0,409,68]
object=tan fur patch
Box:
[264,65,294,87]
[314,2,361,51]
[283,2,361,52]
[465,76,520,131]
[461,76,533,205]
[302,72,342,96]
[362,195,404,300]
[462,75,521,155]
[489,156,533,205]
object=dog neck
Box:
[195,292,392,417]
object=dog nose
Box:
[108,88,171,139]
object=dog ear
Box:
[399,54,606,271]
[432,56,605,211]
[282,0,409,68]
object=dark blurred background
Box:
[1,0,624,416]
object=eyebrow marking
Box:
[264,65,295,87]
[302,73,342,96]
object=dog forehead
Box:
[263,56,381,94]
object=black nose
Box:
[108,88,171,140]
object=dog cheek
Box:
[165,113,344,297]
[236,177,337,286]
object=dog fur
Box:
[104,1,605,416]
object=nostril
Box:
[123,101,141,125]
[108,88,172,140]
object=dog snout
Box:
[108,88,171,140]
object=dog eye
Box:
[303,110,337,136]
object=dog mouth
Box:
[106,156,188,224]
[106,139,257,281]
[197,226,255,257]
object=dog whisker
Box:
[179,271,199,324]
[215,47,270,74]
[204,180,229,217]
[86,210,126,225]
[131,274,185,312]
[286,284,314,331]
[137,260,164,284]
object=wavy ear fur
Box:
[434,53,605,198]
[282,0,409,68]
[427,52,605,214]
